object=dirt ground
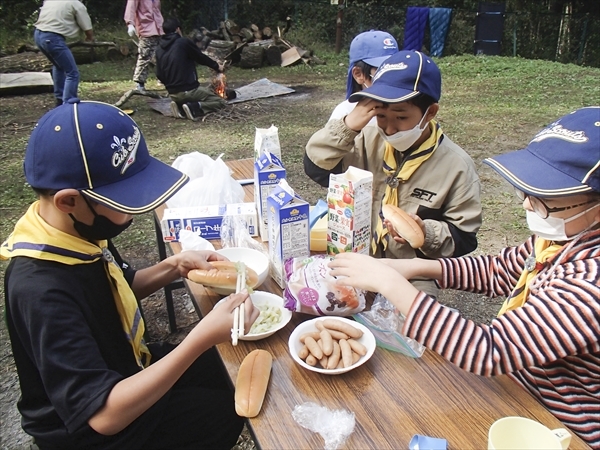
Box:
[0,81,519,449]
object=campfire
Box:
[212,72,236,100]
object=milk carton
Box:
[254,151,286,241]
[267,180,310,288]
[161,203,258,242]
[254,125,281,160]
[327,166,373,255]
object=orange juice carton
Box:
[267,180,310,288]
[254,151,286,241]
[327,166,373,255]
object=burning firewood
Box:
[211,72,236,100]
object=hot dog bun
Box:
[187,261,259,290]
[381,204,425,249]
[235,349,272,417]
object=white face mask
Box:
[526,204,600,241]
[377,107,429,152]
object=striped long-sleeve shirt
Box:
[403,230,600,448]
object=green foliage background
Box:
[0,0,598,66]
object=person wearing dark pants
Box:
[156,17,226,121]
[33,0,93,106]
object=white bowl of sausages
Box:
[288,317,376,375]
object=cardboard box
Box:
[161,203,258,242]
[267,180,310,288]
[327,166,373,255]
[254,152,286,241]
[254,125,281,160]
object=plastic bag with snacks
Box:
[283,255,366,316]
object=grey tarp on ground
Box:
[147,78,295,117]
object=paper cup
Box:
[488,417,571,450]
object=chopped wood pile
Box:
[191,18,325,69]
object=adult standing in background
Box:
[34,0,94,107]
[124,0,164,92]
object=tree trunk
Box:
[265,45,282,66]
[239,45,264,68]
[0,52,52,73]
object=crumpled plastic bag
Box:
[167,152,244,208]
[292,402,355,450]
[353,294,425,358]
[179,229,215,252]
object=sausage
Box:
[319,329,334,356]
[339,339,353,368]
[347,338,367,356]
[304,336,323,360]
[322,318,363,339]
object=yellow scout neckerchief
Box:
[372,120,444,253]
[497,237,563,316]
[0,202,151,368]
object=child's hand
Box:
[384,214,425,244]
[198,292,259,344]
[344,98,382,131]
[172,250,228,278]
[328,253,400,294]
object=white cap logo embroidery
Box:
[111,126,141,174]
[531,123,588,144]
[373,62,408,82]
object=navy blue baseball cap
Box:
[349,50,441,104]
[24,99,189,214]
[484,107,600,197]
[346,30,398,99]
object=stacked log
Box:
[192,17,324,69]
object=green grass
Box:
[1,53,599,271]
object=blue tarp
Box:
[403,7,429,51]
[429,8,452,57]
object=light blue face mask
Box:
[377,107,429,152]
[526,203,600,241]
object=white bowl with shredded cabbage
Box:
[214,291,292,340]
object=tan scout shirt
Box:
[306,118,482,296]
[35,0,92,39]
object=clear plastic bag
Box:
[292,402,355,450]
[353,294,425,358]
[167,152,244,208]
[220,212,268,257]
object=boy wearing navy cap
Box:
[1,100,257,449]
[306,50,482,298]
[329,107,600,447]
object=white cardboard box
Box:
[254,151,286,241]
[267,181,310,289]
[160,203,258,242]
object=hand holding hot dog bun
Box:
[187,261,259,291]
[382,204,425,249]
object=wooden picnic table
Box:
[156,158,589,449]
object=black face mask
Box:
[69,196,133,241]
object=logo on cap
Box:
[383,38,396,48]
[373,62,408,82]
[111,126,141,175]
[530,123,588,144]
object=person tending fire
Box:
[155,17,227,121]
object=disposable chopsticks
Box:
[232,262,246,346]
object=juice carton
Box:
[267,180,310,288]
[254,151,286,241]
[327,166,373,255]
